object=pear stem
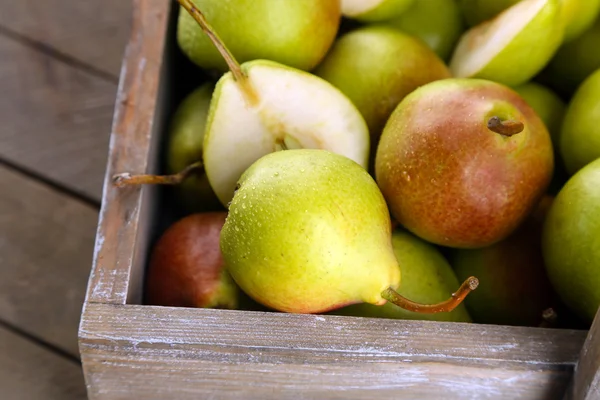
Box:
[381,276,479,314]
[487,116,524,137]
[177,0,259,107]
[539,307,558,328]
[112,161,203,188]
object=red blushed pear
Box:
[145,212,239,309]
[375,78,554,249]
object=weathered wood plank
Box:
[85,0,171,305]
[0,0,132,77]
[79,303,587,400]
[0,165,98,357]
[0,326,87,400]
[0,34,118,201]
[568,307,600,399]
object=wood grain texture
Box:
[80,303,587,400]
[0,0,132,77]
[0,34,118,201]
[567,307,600,400]
[0,166,98,357]
[0,326,87,400]
[85,0,170,305]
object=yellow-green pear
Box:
[542,158,600,324]
[332,229,472,322]
[513,82,569,194]
[561,0,600,42]
[341,0,415,22]
[458,0,598,41]
[176,1,370,207]
[450,0,563,86]
[384,0,465,61]
[541,16,600,97]
[314,25,451,152]
[560,68,600,175]
[513,82,566,151]
[166,83,221,213]
[177,0,341,73]
[457,0,520,27]
[221,149,478,315]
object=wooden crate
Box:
[78,1,600,399]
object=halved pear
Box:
[175,1,369,207]
[449,0,563,86]
[204,61,370,206]
[342,0,415,22]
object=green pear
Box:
[384,0,465,61]
[375,78,554,249]
[177,0,340,73]
[176,1,369,207]
[512,82,569,195]
[560,68,600,175]
[540,16,600,97]
[449,0,563,86]
[457,0,520,27]
[512,82,566,146]
[332,229,472,322]
[221,149,478,314]
[453,196,561,327]
[341,0,415,22]
[561,0,600,43]
[458,0,598,41]
[542,158,600,324]
[166,83,222,213]
[314,25,451,153]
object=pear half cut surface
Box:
[176,0,369,207]
[220,149,478,314]
[205,61,370,206]
[449,0,563,86]
[342,0,415,22]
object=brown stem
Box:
[177,0,259,107]
[381,276,478,314]
[112,161,203,188]
[539,307,558,328]
[487,116,524,136]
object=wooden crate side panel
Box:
[568,307,600,400]
[80,303,587,400]
[85,0,170,305]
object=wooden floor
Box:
[0,1,133,398]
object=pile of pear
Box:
[137,0,600,330]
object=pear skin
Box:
[167,83,222,213]
[384,0,465,61]
[539,16,600,97]
[145,213,239,309]
[315,25,451,154]
[221,150,400,314]
[375,78,554,249]
[453,196,561,327]
[542,158,600,324]
[559,68,600,176]
[332,229,472,322]
[450,0,563,86]
[177,0,340,73]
